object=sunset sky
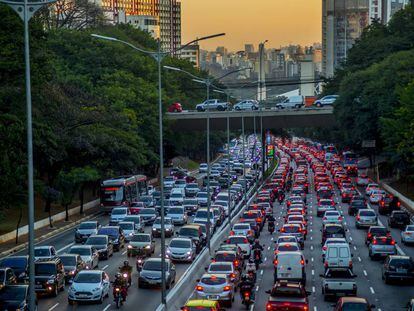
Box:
[181,0,321,51]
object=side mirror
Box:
[196,279,200,282]
[351,254,354,257]
[265,290,271,294]
[204,267,208,271]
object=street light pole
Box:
[1,0,56,309]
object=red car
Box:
[266,281,310,310]
[168,102,182,113]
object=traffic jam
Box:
[182,139,414,311]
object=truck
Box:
[196,99,229,112]
[275,96,304,109]
[321,268,357,300]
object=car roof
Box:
[185,299,219,307]
[171,237,192,242]
[277,251,302,256]
[340,297,368,303]
[35,246,52,249]
[78,270,102,275]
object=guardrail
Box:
[166,106,333,115]
[156,158,279,311]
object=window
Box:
[339,247,349,258]
[328,247,338,257]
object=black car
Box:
[382,255,414,284]
[322,224,346,245]
[365,226,389,245]
[0,285,34,310]
[97,226,125,251]
[348,199,367,216]
[34,258,65,297]
[85,235,114,259]
[58,254,85,283]
[0,256,28,283]
[388,211,411,229]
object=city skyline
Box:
[181,0,322,51]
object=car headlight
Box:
[47,279,55,284]
[145,245,151,249]
[70,286,76,293]
[152,228,157,231]
[69,270,76,275]
[186,251,191,255]
[93,287,101,292]
[166,228,171,231]
[129,233,133,236]
[128,245,133,249]
[166,249,171,254]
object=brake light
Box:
[234,260,239,267]
[356,216,360,221]
[223,285,231,291]
[391,239,396,245]
[196,285,203,291]
[322,246,327,251]
[247,230,253,235]
[244,291,250,297]
[349,261,353,268]
[372,239,377,244]
[367,233,372,238]
[397,201,401,207]
[323,217,327,221]
[338,216,343,221]
[324,261,328,268]
[266,302,273,310]
[273,259,278,265]
[230,273,236,278]
[300,259,305,265]
[280,227,285,232]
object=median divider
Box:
[156,159,280,311]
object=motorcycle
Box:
[253,249,262,270]
[113,287,123,309]
[278,193,285,204]
[119,268,132,287]
[136,256,144,273]
[247,270,256,283]
[268,221,275,234]
[241,287,253,310]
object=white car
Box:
[322,210,343,225]
[167,206,188,225]
[118,221,137,242]
[34,246,57,261]
[233,100,259,111]
[68,270,110,304]
[365,183,379,196]
[110,207,129,224]
[322,238,348,262]
[314,95,338,107]
[68,245,99,269]
[357,174,369,186]
[199,163,208,173]
[401,225,414,245]
[369,189,386,204]
[166,238,196,262]
[226,235,251,258]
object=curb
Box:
[0,212,99,258]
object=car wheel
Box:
[384,276,389,284]
[316,103,322,107]
[295,104,301,109]
[173,109,178,112]
[217,106,224,111]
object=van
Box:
[276,96,304,109]
[274,251,307,285]
[325,243,353,270]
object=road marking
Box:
[314,307,318,311]
[349,236,353,241]
[49,303,59,311]
[267,246,270,250]
[310,228,313,232]
[310,236,313,240]
[370,287,375,294]
[311,269,314,275]
[310,245,314,251]
[255,285,259,291]
[260,270,264,275]
[250,305,254,311]
[102,264,109,270]
[396,244,406,256]
[103,304,111,311]
[122,250,127,255]
[311,257,314,262]
[264,257,267,262]
[363,270,367,276]
[358,257,361,262]
[312,286,315,293]
[57,242,74,254]
[271,237,274,241]
[276,223,279,226]
[353,246,357,250]
[378,309,382,311]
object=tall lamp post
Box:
[1,0,57,309]
[163,66,251,251]
[92,32,225,308]
[258,40,268,179]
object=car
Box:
[279,224,305,249]
[314,95,338,107]
[168,102,183,113]
[34,246,57,261]
[382,255,414,284]
[68,270,110,304]
[118,221,137,241]
[68,245,99,269]
[185,183,200,197]
[59,254,85,283]
[233,100,259,111]
[322,210,343,225]
[322,238,348,262]
[0,267,17,287]
[199,163,208,174]
[379,194,399,215]
[274,242,301,254]
[138,258,176,288]
[402,225,414,245]
[365,226,389,245]
[183,198,199,215]
[152,217,175,238]
[140,195,156,208]
[225,236,251,258]
[181,299,223,311]
[276,96,304,109]
[213,250,243,271]
[230,223,254,243]
[365,183,379,196]
[139,208,158,225]
[0,285,33,310]
[389,210,411,229]
[34,258,65,297]
[109,207,129,224]
[167,206,188,225]
[369,189,386,204]
[334,297,375,311]
[170,189,185,205]
[317,199,336,217]
[97,226,125,251]
[194,208,216,229]
[123,215,144,232]
[196,99,228,112]
[265,281,310,311]
[167,238,196,262]
[273,251,307,284]
[127,233,155,257]
[321,268,357,300]
[74,221,100,243]
[195,274,235,307]
[348,199,367,216]
[0,256,29,283]
[355,209,377,229]
[369,236,397,259]
[206,262,239,286]
[85,235,114,260]
[325,243,353,270]
[356,174,369,186]
[177,225,206,253]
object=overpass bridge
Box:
[166,107,335,132]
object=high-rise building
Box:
[369,0,410,23]
[180,44,200,67]
[159,0,181,54]
[245,44,254,53]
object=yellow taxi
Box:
[181,299,224,311]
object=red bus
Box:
[100,175,147,212]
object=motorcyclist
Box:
[268,215,276,232]
[277,188,285,203]
[119,261,133,286]
[112,272,128,301]
[245,258,257,282]
[239,275,255,302]
[251,239,264,263]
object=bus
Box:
[100,175,148,213]
[343,151,358,176]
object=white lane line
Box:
[103,304,111,311]
[102,264,109,270]
[122,250,127,255]
[249,305,254,311]
[260,270,264,275]
[349,236,353,241]
[353,246,357,250]
[310,236,313,240]
[370,287,375,294]
[311,257,314,262]
[57,242,74,254]
[276,223,279,226]
[396,244,406,256]
[255,285,259,291]
[358,257,362,262]
[363,270,367,276]
[310,228,313,232]
[312,286,315,293]
[314,307,318,311]
[271,237,274,241]
[264,257,267,262]
[267,246,270,250]
[48,303,59,311]
[378,309,382,311]
[310,245,314,250]
[311,269,314,276]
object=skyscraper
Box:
[369,0,410,23]
[159,0,182,54]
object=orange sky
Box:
[181,0,321,51]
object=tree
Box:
[56,170,78,221]
[41,185,60,228]
[69,167,99,214]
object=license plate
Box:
[35,285,42,289]
[148,280,158,284]
[397,268,407,273]
[280,273,291,277]
[78,294,88,298]
[208,295,219,300]
[381,253,388,256]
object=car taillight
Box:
[266,303,273,310]
[280,228,285,232]
[391,239,396,245]
[323,217,327,221]
[244,291,250,297]
[397,201,401,207]
[372,239,377,244]
[324,261,328,268]
[322,246,327,251]
[230,273,236,278]
[300,259,305,265]
[273,259,278,265]
[230,231,235,236]
[234,260,239,266]
[247,230,253,235]
[349,261,353,268]
[356,216,360,221]
[367,233,372,238]
[196,285,203,291]
[223,285,231,291]
[338,216,343,221]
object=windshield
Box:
[34,249,50,257]
[342,303,368,311]
[179,228,198,237]
[112,208,127,215]
[119,223,134,230]
[0,286,26,301]
[209,264,232,272]
[201,277,226,285]
[389,259,414,269]
[234,224,249,230]
[229,237,248,244]
[283,226,300,233]
[278,244,299,251]
[0,258,26,269]
[74,273,101,283]
[196,211,208,218]
[154,218,172,225]
[169,240,191,248]
[86,237,106,245]
[407,226,414,231]
[140,209,155,215]
[197,193,208,198]
[35,264,55,276]
[187,184,198,189]
[168,208,183,214]
[326,269,353,278]
[360,211,375,216]
[69,247,91,256]
[183,199,197,205]
[79,223,96,230]
[124,217,140,224]
[98,228,118,237]
[101,187,123,202]
[131,234,150,242]
[143,261,168,271]
[215,253,236,261]
[271,286,304,297]
[170,193,182,198]
[326,226,344,234]
[60,256,76,266]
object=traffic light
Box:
[266,145,274,159]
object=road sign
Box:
[266,145,274,159]
[362,140,376,148]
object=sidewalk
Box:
[0,205,100,257]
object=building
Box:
[159,0,181,54]
[180,44,200,67]
[117,13,160,38]
[369,0,410,23]
[245,44,254,53]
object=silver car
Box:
[167,206,188,225]
[369,236,397,259]
[166,238,196,262]
[110,207,129,224]
[207,262,240,286]
[195,273,235,307]
[401,225,414,245]
[127,233,155,257]
[118,221,137,242]
[138,258,176,289]
[152,217,174,238]
[356,209,378,229]
[74,221,100,243]
[68,245,99,269]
